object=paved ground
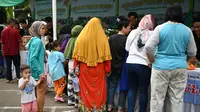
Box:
[0,78,78,112]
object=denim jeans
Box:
[107,72,121,108]
[127,64,151,112]
[118,90,128,110]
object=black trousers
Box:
[64,62,69,95]
[4,55,20,81]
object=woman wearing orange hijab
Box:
[73,17,112,111]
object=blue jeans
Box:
[107,72,121,108]
[127,64,151,112]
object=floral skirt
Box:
[67,59,79,106]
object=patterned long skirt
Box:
[68,59,79,107]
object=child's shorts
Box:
[22,100,37,112]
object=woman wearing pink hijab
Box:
[125,14,155,112]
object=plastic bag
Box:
[72,76,80,92]
[45,63,54,88]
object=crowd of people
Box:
[0,3,200,112]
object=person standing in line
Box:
[1,18,24,83]
[193,14,200,60]
[59,24,72,53]
[145,4,197,112]
[64,25,83,107]
[128,12,138,30]
[72,17,112,111]
[26,21,47,112]
[125,14,155,112]
[47,40,67,102]
[18,65,41,112]
[107,17,131,112]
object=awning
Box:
[0,0,24,7]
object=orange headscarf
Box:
[72,17,112,66]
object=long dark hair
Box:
[117,16,130,30]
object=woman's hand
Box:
[24,77,29,82]
[148,63,152,68]
[40,73,47,81]
[107,72,111,76]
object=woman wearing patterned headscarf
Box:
[26,21,46,112]
[125,14,155,112]
[72,17,112,111]
[64,25,83,107]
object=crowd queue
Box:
[1,3,200,112]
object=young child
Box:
[18,65,41,112]
[47,40,67,102]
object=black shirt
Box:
[109,34,127,75]
[194,32,200,60]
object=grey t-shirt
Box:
[18,76,36,104]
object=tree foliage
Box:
[5,0,30,19]
[5,7,14,18]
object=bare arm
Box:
[146,52,155,63]
[19,78,29,90]
[35,80,41,86]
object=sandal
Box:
[118,110,123,112]
[107,108,112,112]
[5,80,10,83]
[5,80,14,83]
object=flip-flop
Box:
[5,80,10,83]
[10,80,14,83]
[107,108,113,112]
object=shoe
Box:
[5,80,10,83]
[5,80,14,83]
[67,100,75,106]
[107,108,113,112]
[54,96,58,101]
[74,104,78,108]
[60,93,67,97]
[54,96,65,102]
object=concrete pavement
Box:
[0,78,78,112]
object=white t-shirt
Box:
[18,76,36,104]
[126,28,153,66]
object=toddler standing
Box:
[47,40,67,102]
[18,65,41,112]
